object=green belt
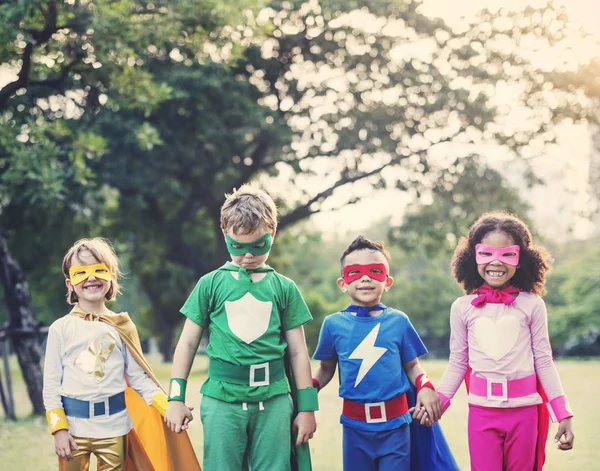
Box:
[208,357,285,386]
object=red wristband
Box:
[312,378,321,392]
[416,373,435,393]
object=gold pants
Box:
[59,435,126,471]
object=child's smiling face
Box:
[476,231,519,289]
[66,251,112,305]
[337,249,393,307]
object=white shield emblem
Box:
[473,315,520,361]
[225,293,273,344]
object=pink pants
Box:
[468,404,538,471]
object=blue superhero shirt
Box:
[313,307,427,431]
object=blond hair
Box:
[62,238,122,304]
[220,184,278,235]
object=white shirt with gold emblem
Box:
[43,314,160,438]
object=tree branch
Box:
[278,162,393,230]
[0,0,59,110]
[230,132,273,189]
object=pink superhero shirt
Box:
[437,292,571,417]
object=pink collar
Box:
[471,284,520,307]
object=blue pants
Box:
[343,425,410,471]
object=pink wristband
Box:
[437,391,451,414]
[547,395,573,423]
[312,378,321,392]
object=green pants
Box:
[200,394,293,471]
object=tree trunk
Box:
[159,323,176,363]
[0,233,45,415]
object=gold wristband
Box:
[46,408,69,434]
[151,392,169,417]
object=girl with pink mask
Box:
[436,212,574,471]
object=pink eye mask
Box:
[342,263,388,284]
[475,243,520,266]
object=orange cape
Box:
[70,306,202,471]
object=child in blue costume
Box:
[313,235,458,471]
[165,184,318,471]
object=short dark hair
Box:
[452,211,552,295]
[340,235,391,272]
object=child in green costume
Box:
[165,184,318,471]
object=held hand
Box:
[180,406,195,431]
[165,401,193,433]
[293,411,317,446]
[415,387,442,423]
[555,417,574,450]
[409,406,432,427]
[54,430,78,461]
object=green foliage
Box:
[391,157,533,258]
[0,0,594,358]
[547,241,600,355]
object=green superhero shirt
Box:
[181,262,312,402]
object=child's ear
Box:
[384,276,394,291]
[336,277,347,293]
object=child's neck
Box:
[350,300,385,316]
[77,300,112,316]
[231,261,267,269]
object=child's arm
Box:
[436,299,470,413]
[284,325,317,446]
[165,318,203,433]
[314,359,337,391]
[43,323,79,460]
[530,299,574,450]
[122,342,167,414]
[404,358,441,424]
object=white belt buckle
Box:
[486,377,508,401]
[249,362,270,387]
[90,397,110,418]
[365,401,387,423]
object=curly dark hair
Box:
[451,212,552,295]
[340,235,391,273]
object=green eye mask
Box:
[225,232,272,256]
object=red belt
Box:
[342,394,408,424]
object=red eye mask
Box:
[475,244,520,266]
[342,263,388,284]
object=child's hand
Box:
[555,417,574,450]
[293,411,316,446]
[165,401,194,433]
[409,406,433,427]
[415,387,442,423]
[54,430,78,461]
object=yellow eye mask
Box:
[69,263,112,285]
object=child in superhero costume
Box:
[43,237,200,471]
[165,184,318,471]
[436,212,575,470]
[313,235,458,471]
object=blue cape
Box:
[408,387,460,471]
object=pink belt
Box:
[469,373,537,401]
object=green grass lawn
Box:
[1,356,597,470]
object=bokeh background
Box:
[1,0,599,469]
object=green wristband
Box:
[168,378,187,402]
[297,387,319,412]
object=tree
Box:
[546,241,600,356]
[0,0,255,412]
[390,156,533,258]
[1,1,590,365]
[83,1,585,359]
